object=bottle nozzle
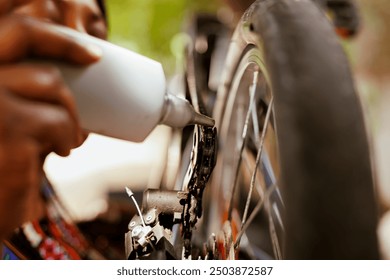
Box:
[160,94,215,128]
[192,111,215,127]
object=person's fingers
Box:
[0,15,102,64]
[0,64,80,135]
[0,89,80,156]
[19,100,79,157]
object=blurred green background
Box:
[106,0,219,74]
[105,0,389,78]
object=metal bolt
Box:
[146,215,153,222]
[129,221,136,227]
[132,225,142,238]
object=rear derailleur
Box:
[125,125,217,260]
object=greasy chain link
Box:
[182,125,217,258]
[181,45,217,259]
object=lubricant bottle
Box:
[51,24,214,142]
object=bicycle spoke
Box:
[234,184,276,249]
[251,98,261,146]
[238,232,273,260]
[268,200,282,259]
[235,98,245,151]
[271,199,285,232]
[227,71,259,220]
[216,48,284,260]
[240,97,274,229]
[242,149,265,198]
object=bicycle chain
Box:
[181,41,218,258]
[181,124,217,258]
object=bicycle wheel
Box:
[206,0,379,259]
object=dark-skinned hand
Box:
[0,5,102,240]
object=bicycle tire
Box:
[208,0,379,259]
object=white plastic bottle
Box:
[50,25,213,142]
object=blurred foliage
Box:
[105,0,219,75]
